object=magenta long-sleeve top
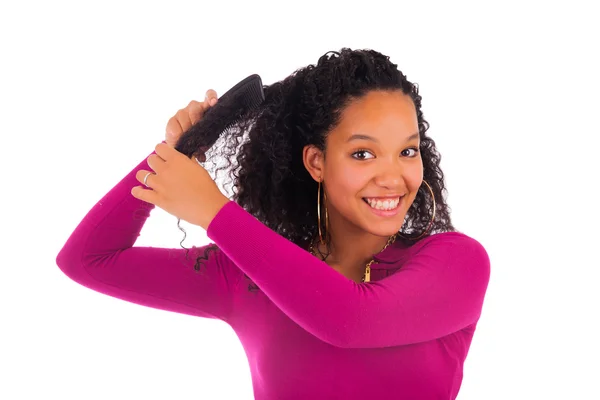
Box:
[56,146,491,400]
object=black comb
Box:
[174,74,265,160]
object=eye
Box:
[402,147,420,157]
[351,149,374,160]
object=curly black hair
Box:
[177,48,455,272]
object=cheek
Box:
[408,177,423,193]
[324,166,367,212]
[405,161,424,192]
[405,174,425,206]
[327,164,366,198]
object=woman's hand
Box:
[165,89,218,161]
[131,89,227,231]
[131,142,229,231]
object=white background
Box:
[1,1,599,399]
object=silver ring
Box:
[143,172,153,187]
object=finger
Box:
[166,105,195,140]
[175,108,193,133]
[190,89,218,124]
[154,141,178,161]
[205,89,218,106]
[165,115,183,139]
[166,90,218,144]
[136,168,153,184]
[187,100,205,125]
[146,153,166,174]
[131,184,158,205]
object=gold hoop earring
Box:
[324,188,329,241]
[317,180,329,245]
[397,179,436,241]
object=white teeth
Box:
[365,197,401,211]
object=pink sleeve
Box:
[207,201,491,348]
[55,146,242,323]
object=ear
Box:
[302,144,325,182]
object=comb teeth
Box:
[220,74,264,106]
[174,74,265,159]
[200,73,265,122]
[240,78,265,109]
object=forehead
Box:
[333,90,418,138]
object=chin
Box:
[365,225,403,238]
[357,214,405,238]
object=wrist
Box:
[202,194,230,231]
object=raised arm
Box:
[56,147,242,323]
[207,201,491,348]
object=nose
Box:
[373,158,404,190]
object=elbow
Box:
[56,247,69,274]
[55,247,87,284]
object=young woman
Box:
[56,48,490,399]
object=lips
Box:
[363,196,403,211]
[362,196,404,218]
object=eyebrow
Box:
[346,132,420,143]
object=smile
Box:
[363,197,402,211]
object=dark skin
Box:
[303,90,423,282]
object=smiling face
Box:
[304,90,423,239]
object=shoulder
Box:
[378,231,490,273]
[414,232,489,267]
[416,231,488,256]
[416,232,491,285]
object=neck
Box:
[317,212,392,271]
